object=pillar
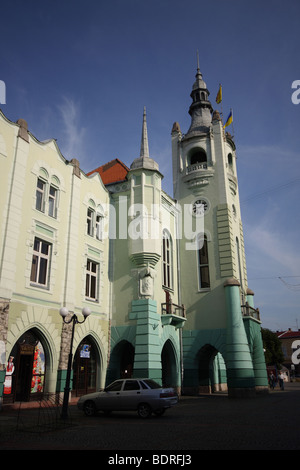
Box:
[224,278,256,397]
[130,299,162,383]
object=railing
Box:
[15,392,74,432]
[187,163,207,173]
[241,302,260,321]
[161,301,186,318]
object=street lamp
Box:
[59,307,91,419]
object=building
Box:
[0,63,268,408]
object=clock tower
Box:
[172,61,268,396]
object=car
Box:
[77,378,178,418]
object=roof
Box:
[276,329,300,339]
[87,158,129,185]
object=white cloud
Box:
[57,97,86,160]
[246,224,300,277]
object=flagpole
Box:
[230,108,234,138]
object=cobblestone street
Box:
[1,382,300,451]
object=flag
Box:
[216,84,222,104]
[223,109,233,128]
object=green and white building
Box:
[0,64,268,408]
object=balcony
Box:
[161,301,186,329]
[182,163,214,192]
[187,162,208,172]
[241,302,261,322]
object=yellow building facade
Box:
[0,112,110,405]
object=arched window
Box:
[35,170,60,218]
[189,148,207,166]
[162,230,173,289]
[198,235,210,289]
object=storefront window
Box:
[31,342,45,394]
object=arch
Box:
[188,147,207,166]
[4,327,53,402]
[39,167,49,180]
[72,334,102,396]
[197,344,227,393]
[161,339,178,388]
[106,340,135,384]
[72,314,108,388]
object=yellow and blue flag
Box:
[223,109,233,128]
[216,84,222,104]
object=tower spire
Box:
[130,107,159,172]
[140,106,149,158]
[186,57,213,135]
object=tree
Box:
[261,328,285,368]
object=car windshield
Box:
[142,379,161,389]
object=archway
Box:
[197,344,227,393]
[72,335,101,397]
[3,329,48,403]
[161,339,177,388]
[106,340,135,384]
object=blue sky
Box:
[1,0,300,332]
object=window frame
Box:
[162,230,173,290]
[85,259,99,301]
[48,184,58,218]
[198,234,210,290]
[30,237,52,288]
[36,178,46,212]
[87,208,94,236]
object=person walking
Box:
[278,372,285,390]
[269,372,276,390]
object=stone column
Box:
[224,278,256,397]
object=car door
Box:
[97,380,123,410]
[120,379,142,410]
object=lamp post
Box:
[59,307,91,419]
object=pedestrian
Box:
[269,372,275,389]
[278,372,285,390]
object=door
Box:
[121,379,142,409]
[73,341,97,396]
[16,352,34,401]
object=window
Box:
[162,230,172,289]
[96,214,103,240]
[48,185,58,217]
[198,235,210,289]
[85,260,99,301]
[87,208,94,236]
[124,380,140,391]
[30,238,51,287]
[36,178,46,212]
[105,381,122,392]
[35,175,60,218]
[87,205,104,240]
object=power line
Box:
[241,176,300,204]
[248,275,300,291]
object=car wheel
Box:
[83,400,97,417]
[137,403,152,419]
[153,409,165,416]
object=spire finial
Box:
[140,106,149,158]
[196,50,202,79]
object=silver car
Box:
[77,378,178,418]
